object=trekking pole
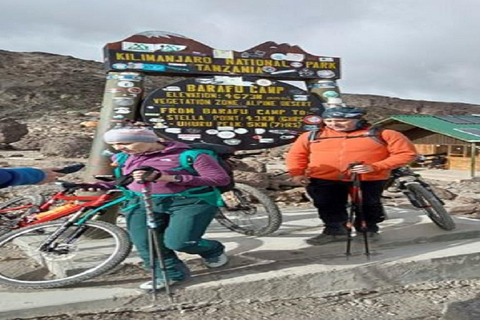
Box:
[352,171,370,259]
[345,172,357,259]
[135,168,174,303]
[345,162,370,259]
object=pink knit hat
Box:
[104,127,160,144]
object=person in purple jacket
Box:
[0,167,60,188]
[103,126,230,291]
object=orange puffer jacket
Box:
[286,127,417,181]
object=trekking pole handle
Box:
[131,166,162,184]
[347,161,364,169]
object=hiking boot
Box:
[306,233,348,245]
[139,277,188,291]
[140,261,191,291]
[203,253,228,268]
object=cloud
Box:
[1,0,479,104]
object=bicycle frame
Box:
[37,192,130,254]
[1,185,123,231]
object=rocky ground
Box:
[14,279,480,320]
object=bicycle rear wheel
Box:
[406,183,456,230]
[216,183,282,236]
[0,195,44,236]
[0,220,132,289]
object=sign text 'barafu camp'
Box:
[140,76,324,150]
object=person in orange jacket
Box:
[286,106,417,245]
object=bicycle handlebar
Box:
[421,152,447,158]
[55,166,161,191]
[52,163,85,174]
[55,181,109,190]
[232,151,264,159]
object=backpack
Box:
[173,143,235,193]
[308,126,386,145]
[113,143,235,193]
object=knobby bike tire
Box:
[0,220,132,289]
[406,182,456,231]
[215,182,282,236]
[0,194,45,236]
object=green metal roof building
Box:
[376,115,480,177]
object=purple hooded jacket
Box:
[108,141,230,195]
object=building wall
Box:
[448,157,477,170]
[384,121,479,171]
[413,143,479,170]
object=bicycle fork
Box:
[38,208,90,253]
[403,181,445,209]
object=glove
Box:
[131,166,162,183]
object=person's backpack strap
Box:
[307,126,386,146]
[175,149,216,174]
[308,129,320,142]
[113,152,130,178]
[365,126,387,146]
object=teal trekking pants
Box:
[124,196,225,281]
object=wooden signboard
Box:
[104,31,341,80]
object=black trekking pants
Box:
[306,178,386,232]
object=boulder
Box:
[442,297,480,320]
[0,118,28,144]
[431,186,457,200]
[235,172,270,189]
[239,158,267,173]
[447,203,479,215]
[40,136,93,158]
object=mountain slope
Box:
[0,50,478,121]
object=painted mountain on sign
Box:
[103,31,341,80]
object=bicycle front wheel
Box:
[406,183,456,231]
[216,183,282,236]
[0,195,44,236]
[0,220,132,289]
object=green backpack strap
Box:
[113,152,130,178]
[174,149,216,173]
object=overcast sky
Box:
[2,0,479,105]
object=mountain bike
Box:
[383,166,455,230]
[0,177,133,289]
